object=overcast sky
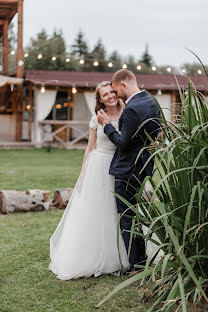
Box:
[15,0,208,67]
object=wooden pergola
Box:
[0,0,24,78]
[0,0,24,141]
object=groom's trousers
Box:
[115,173,146,266]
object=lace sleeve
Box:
[89,115,98,130]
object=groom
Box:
[97,69,161,271]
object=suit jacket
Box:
[104,91,161,179]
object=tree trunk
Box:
[0,190,50,214]
[51,188,73,209]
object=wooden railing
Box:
[39,120,89,148]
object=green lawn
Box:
[0,149,152,312]
[0,149,205,312]
[0,148,84,195]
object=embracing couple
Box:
[49,69,161,280]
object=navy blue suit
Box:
[104,91,161,265]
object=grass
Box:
[0,211,152,312]
[0,148,152,312]
[0,148,84,196]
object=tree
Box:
[140,44,152,67]
[89,38,106,71]
[124,55,137,73]
[8,22,17,72]
[107,50,123,72]
[71,30,90,71]
[181,63,208,76]
[24,29,69,70]
[8,22,16,49]
[71,30,89,58]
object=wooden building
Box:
[0,0,24,142]
[22,70,208,148]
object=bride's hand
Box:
[97,109,111,125]
[147,140,160,152]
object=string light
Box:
[10,84,14,92]
[56,104,62,109]
[15,51,204,76]
[72,87,77,94]
[17,52,204,75]
[26,105,31,110]
[40,86,45,93]
[64,103,68,107]
[18,60,24,67]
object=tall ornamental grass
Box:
[98,74,208,311]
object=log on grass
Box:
[51,188,73,209]
[0,189,50,214]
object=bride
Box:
[49,81,129,280]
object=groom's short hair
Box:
[112,69,137,84]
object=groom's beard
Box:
[119,91,128,102]
[119,94,128,102]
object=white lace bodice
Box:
[89,115,118,152]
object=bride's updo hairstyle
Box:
[95,81,123,114]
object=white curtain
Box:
[155,94,172,122]
[84,91,96,116]
[32,88,57,144]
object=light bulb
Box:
[122,64,127,69]
[38,54,43,59]
[66,58,70,63]
[40,86,45,93]
[136,65,141,70]
[167,67,171,72]
[198,69,202,75]
[80,59,84,64]
[152,66,156,71]
[24,53,28,58]
[94,61,99,66]
[72,87,77,94]
[11,50,15,55]
[108,62,113,68]
[52,56,56,61]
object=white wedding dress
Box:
[49,116,129,280]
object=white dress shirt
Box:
[125,90,145,105]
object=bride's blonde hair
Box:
[95,81,124,114]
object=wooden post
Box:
[16,0,24,140]
[28,84,33,141]
[171,91,177,123]
[16,0,24,78]
[3,20,8,76]
[69,91,74,141]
